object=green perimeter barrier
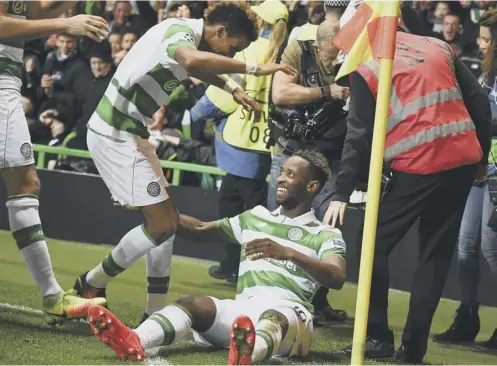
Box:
[33,144,226,187]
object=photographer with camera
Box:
[433,10,497,352]
[268,20,349,325]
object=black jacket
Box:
[36,51,88,105]
[72,68,114,141]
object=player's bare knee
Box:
[175,295,216,332]
[259,309,289,336]
[24,173,40,196]
[153,211,178,242]
[142,201,178,242]
[2,165,40,196]
[176,295,216,314]
[176,295,201,312]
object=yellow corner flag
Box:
[332,0,401,80]
[331,1,401,365]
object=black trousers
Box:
[218,173,268,274]
[359,164,476,359]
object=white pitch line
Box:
[0,302,44,316]
[144,347,173,365]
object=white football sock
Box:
[253,318,283,363]
[87,225,157,288]
[7,195,62,299]
[135,304,192,349]
[145,235,174,314]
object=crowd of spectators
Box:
[21,0,494,184]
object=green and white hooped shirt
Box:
[217,205,347,314]
[0,0,28,91]
[91,18,203,139]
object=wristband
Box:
[320,86,328,102]
[223,78,239,95]
[245,62,258,74]
[322,85,332,101]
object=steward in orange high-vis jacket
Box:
[327,31,492,364]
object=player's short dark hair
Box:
[294,149,331,191]
[205,1,258,43]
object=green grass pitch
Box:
[0,230,495,365]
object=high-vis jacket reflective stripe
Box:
[357,32,482,174]
[385,119,475,160]
[359,60,464,133]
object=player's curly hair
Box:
[294,149,332,191]
[205,1,259,43]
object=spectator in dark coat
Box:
[67,40,115,151]
[108,0,156,37]
[36,33,88,105]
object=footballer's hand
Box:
[233,88,261,112]
[149,106,167,131]
[63,15,109,42]
[254,63,298,77]
[244,238,294,261]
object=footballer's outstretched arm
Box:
[187,70,261,112]
[0,2,108,42]
[187,71,232,92]
[177,214,224,243]
[27,1,76,19]
[174,46,297,78]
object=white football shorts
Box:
[193,297,314,359]
[87,115,170,209]
[0,89,35,169]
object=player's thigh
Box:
[87,128,135,207]
[272,302,314,358]
[193,298,245,348]
[0,89,35,171]
[87,127,170,210]
[0,164,40,196]
[131,136,171,208]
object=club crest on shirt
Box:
[147,182,161,197]
[20,143,32,158]
[288,228,303,241]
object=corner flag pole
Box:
[350,50,396,366]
